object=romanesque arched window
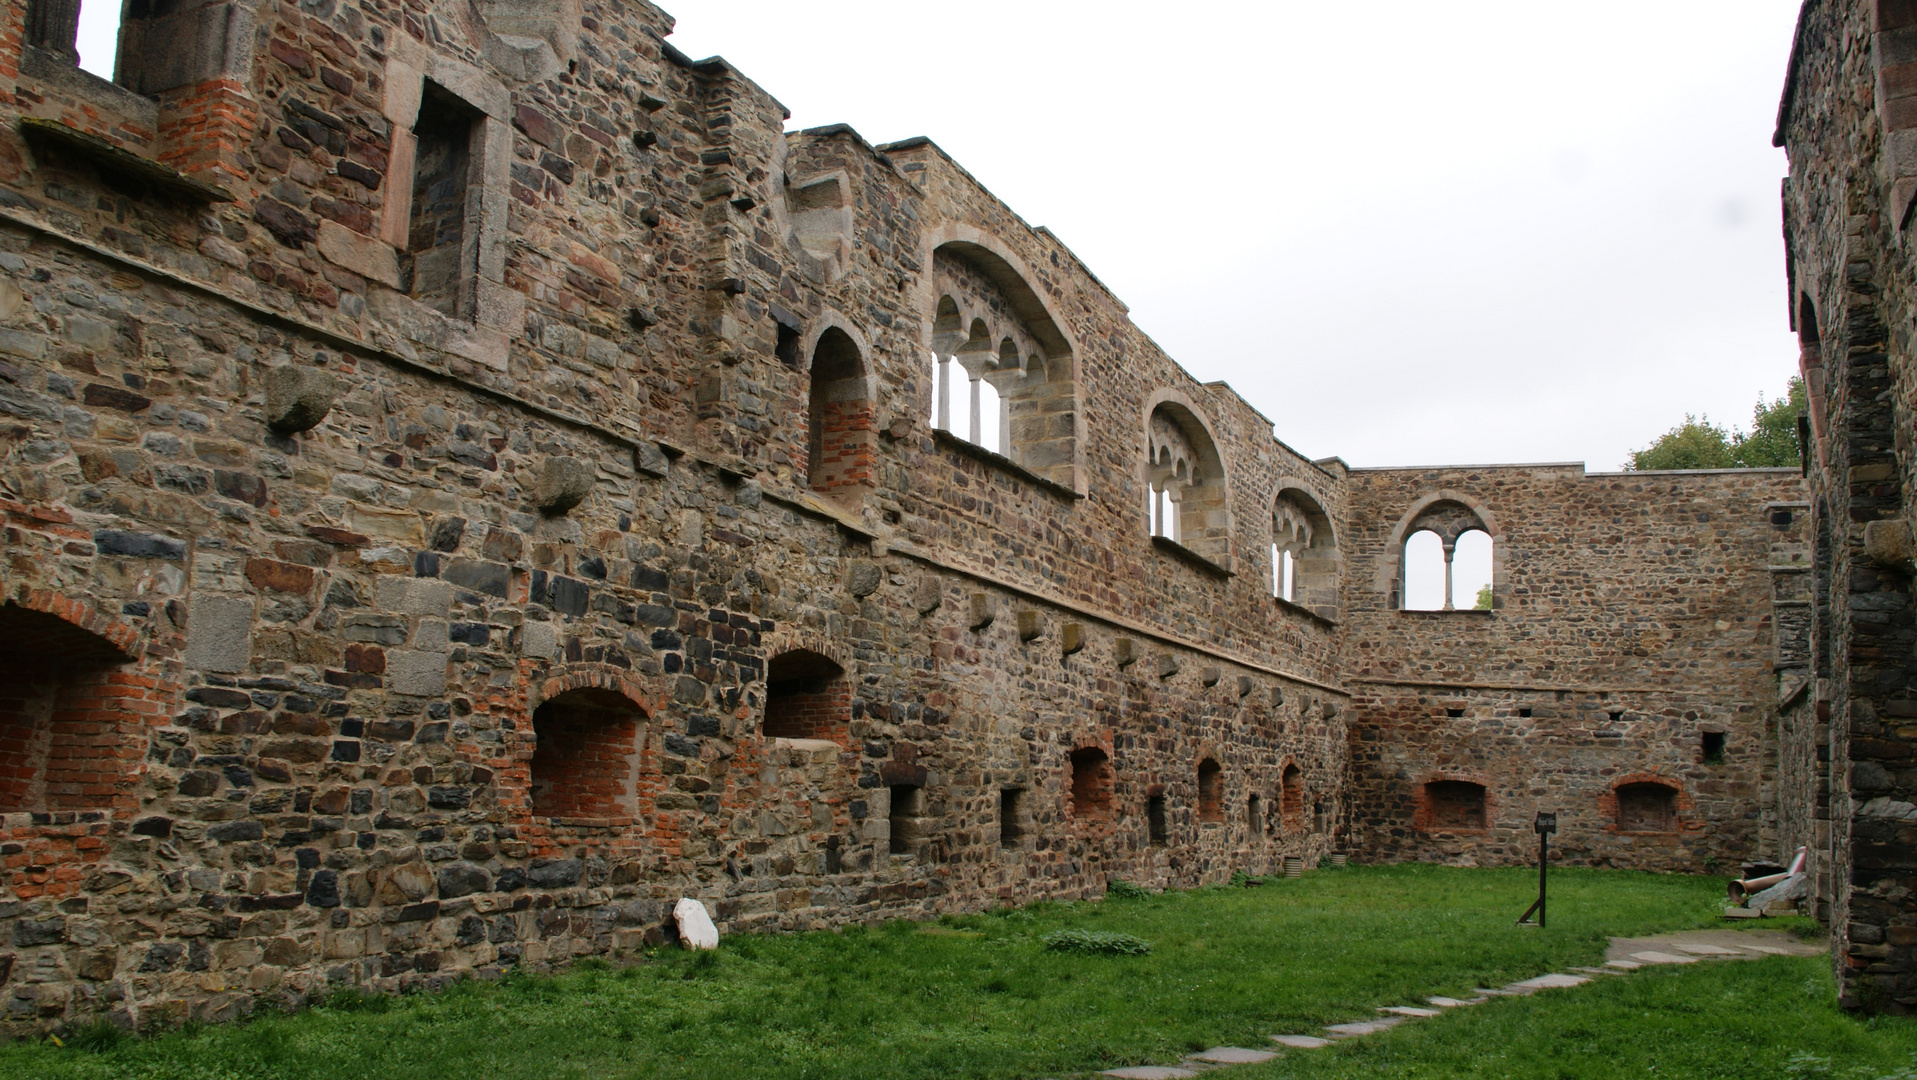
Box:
[1272,487,1339,618]
[1397,499,1495,611]
[926,242,1079,491]
[1147,400,1231,566]
[808,326,875,495]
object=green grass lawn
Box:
[4,864,1912,1080]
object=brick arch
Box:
[534,666,659,714]
[0,590,169,816]
[1413,771,1495,833]
[1066,729,1116,830]
[527,669,656,825]
[6,586,144,659]
[1277,755,1306,833]
[1600,773,1695,835]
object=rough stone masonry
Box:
[0,0,1828,1034]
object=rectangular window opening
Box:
[406,82,482,317]
[1702,731,1726,765]
[998,787,1023,848]
[889,784,922,856]
[1147,794,1168,847]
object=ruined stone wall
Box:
[1342,464,1805,870]
[0,0,1351,1034]
[1777,0,1917,1011]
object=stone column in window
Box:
[1441,538,1457,612]
[934,353,951,431]
[967,370,982,445]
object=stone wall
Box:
[0,0,1815,1036]
[1341,464,1806,870]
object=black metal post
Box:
[1518,810,1555,927]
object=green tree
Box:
[1626,378,1804,471]
[1473,584,1493,610]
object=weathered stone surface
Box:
[1270,1035,1330,1049]
[1191,1047,1276,1064]
[263,365,339,433]
[184,594,253,673]
[532,456,595,515]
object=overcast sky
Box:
[665,0,1806,470]
[77,2,1804,469]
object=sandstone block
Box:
[185,594,253,673]
[263,365,339,434]
[533,456,595,515]
[316,220,402,289]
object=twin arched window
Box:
[1399,500,1495,611]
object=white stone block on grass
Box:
[1270,1035,1330,1049]
[1101,1069,1198,1080]
[1191,1047,1276,1064]
[674,897,720,950]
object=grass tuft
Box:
[1042,929,1154,955]
[1103,879,1151,900]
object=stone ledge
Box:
[1276,595,1337,628]
[933,428,1082,502]
[19,117,233,203]
[1151,535,1232,579]
[1397,608,1495,617]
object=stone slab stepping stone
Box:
[1192,1047,1277,1064]
[1742,944,1788,955]
[1630,950,1698,965]
[1674,943,1745,956]
[1427,996,1481,1007]
[1270,1035,1330,1049]
[1101,1069,1199,1079]
[1722,906,1764,919]
[1569,966,1621,975]
[1509,973,1591,991]
[1378,1006,1441,1017]
[1604,960,1643,970]
[1326,1018,1404,1038]
[1474,987,1520,996]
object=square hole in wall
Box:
[998,787,1023,848]
[1702,731,1726,765]
[1518,708,1533,718]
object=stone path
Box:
[1092,930,1819,1079]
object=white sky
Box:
[667,0,1805,470]
[81,1,1803,470]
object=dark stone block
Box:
[494,868,526,892]
[94,529,185,560]
[449,622,490,646]
[186,686,253,710]
[688,715,720,737]
[438,862,491,899]
[395,901,440,923]
[82,382,151,412]
[138,942,185,972]
[427,786,471,809]
[549,576,589,616]
[177,770,221,796]
[306,869,340,907]
[14,917,65,946]
[207,820,264,842]
[527,859,581,887]
[443,558,510,598]
[664,733,701,758]
[131,816,172,837]
[330,741,361,762]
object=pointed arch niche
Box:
[923,237,1082,495]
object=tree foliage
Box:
[1625,378,1805,471]
[1474,584,1493,611]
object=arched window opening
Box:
[1280,764,1304,832]
[1452,530,1493,610]
[1247,793,1263,838]
[1403,530,1447,611]
[1196,758,1223,824]
[928,245,1080,488]
[1273,489,1339,617]
[0,604,138,814]
[1069,747,1115,824]
[762,649,848,742]
[1423,781,1486,831]
[1616,782,1678,833]
[1397,499,1494,611]
[530,688,643,821]
[807,327,875,495]
[1147,401,1230,565]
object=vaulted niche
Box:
[1147,401,1231,566]
[530,688,643,822]
[807,328,875,496]
[1272,487,1339,619]
[926,243,1079,490]
[762,648,848,742]
[0,604,139,814]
